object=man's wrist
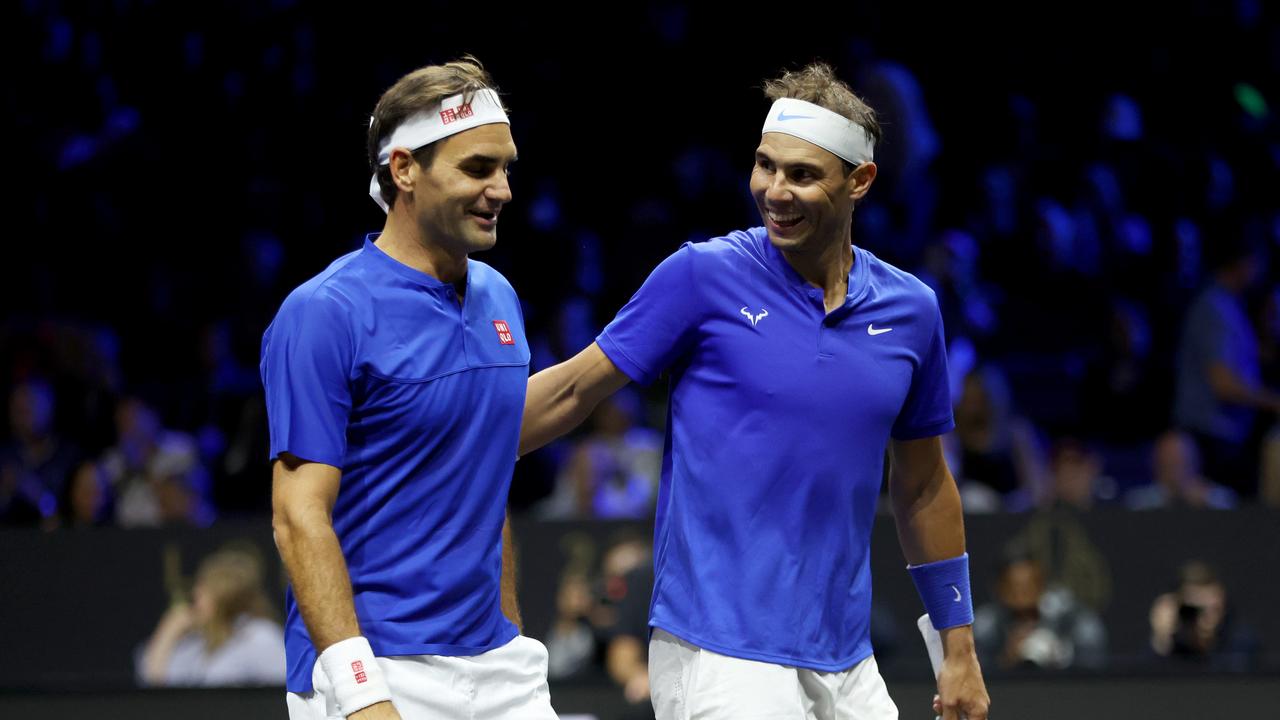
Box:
[319,636,393,716]
[939,624,977,657]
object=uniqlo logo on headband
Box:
[440,103,474,125]
[493,320,515,345]
[351,660,368,684]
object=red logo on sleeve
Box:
[351,660,368,684]
[493,320,515,345]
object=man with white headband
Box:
[521,62,990,719]
[261,58,556,720]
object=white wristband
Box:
[318,636,392,716]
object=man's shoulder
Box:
[466,258,519,299]
[660,227,768,279]
[685,226,767,259]
[861,249,939,309]
[272,251,365,329]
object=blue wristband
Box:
[908,552,974,630]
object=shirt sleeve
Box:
[260,289,354,467]
[596,243,704,385]
[892,299,955,440]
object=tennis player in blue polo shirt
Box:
[261,59,556,720]
[522,62,990,719]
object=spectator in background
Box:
[950,366,1046,512]
[1174,229,1276,496]
[544,569,599,682]
[1149,560,1260,671]
[596,532,654,711]
[101,396,213,528]
[538,388,662,519]
[58,459,115,528]
[138,546,286,686]
[973,554,1107,671]
[1125,430,1238,510]
[1079,299,1168,444]
[0,379,80,526]
[1029,438,1114,512]
[543,531,605,683]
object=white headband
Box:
[760,98,874,166]
[368,88,509,213]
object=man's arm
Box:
[501,512,522,632]
[606,635,650,703]
[272,453,399,720]
[520,342,631,456]
[1207,361,1280,412]
[889,436,990,720]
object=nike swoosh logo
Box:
[951,585,962,602]
[867,324,893,336]
[776,110,813,122]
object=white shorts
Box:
[648,628,898,720]
[285,634,557,720]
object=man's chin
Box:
[766,228,806,250]
[466,230,498,253]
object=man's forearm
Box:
[274,513,362,651]
[521,363,593,456]
[889,447,966,565]
[521,343,631,457]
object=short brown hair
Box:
[763,62,881,172]
[367,56,505,209]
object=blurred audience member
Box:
[974,554,1107,671]
[1079,299,1167,444]
[0,379,80,526]
[1149,560,1260,671]
[950,366,1046,512]
[1008,438,1111,509]
[102,397,213,527]
[138,546,286,686]
[597,532,654,708]
[544,569,600,681]
[1174,232,1275,496]
[58,459,116,528]
[538,389,661,519]
[1125,430,1238,510]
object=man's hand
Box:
[348,700,402,719]
[933,628,990,720]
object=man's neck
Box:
[376,209,468,286]
[781,228,854,313]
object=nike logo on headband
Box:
[776,110,813,122]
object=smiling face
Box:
[749,132,876,255]
[395,122,518,257]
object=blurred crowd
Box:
[4,0,1277,698]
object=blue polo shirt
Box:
[260,236,529,692]
[597,226,953,671]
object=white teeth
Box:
[767,210,802,223]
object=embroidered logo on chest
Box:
[740,307,769,326]
[492,320,515,345]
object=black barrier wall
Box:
[2,509,1278,691]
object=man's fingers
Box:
[964,696,991,720]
